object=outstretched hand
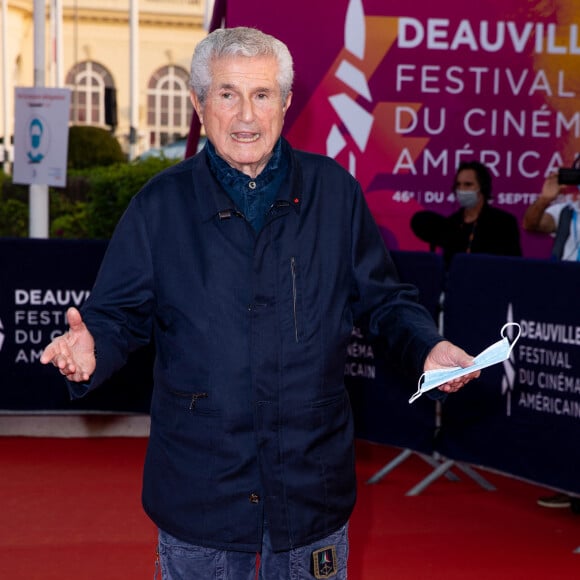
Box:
[425,340,480,394]
[39,307,96,382]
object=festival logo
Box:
[501,303,518,416]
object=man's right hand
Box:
[40,307,96,382]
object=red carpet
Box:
[0,437,577,579]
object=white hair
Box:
[190,27,294,104]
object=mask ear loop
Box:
[500,322,521,359]
[409,382,424,404]
[412,365,456,402]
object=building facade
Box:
[1,0,208,160]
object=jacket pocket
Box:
[166,387,219,416]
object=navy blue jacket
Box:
[72,140,443,552]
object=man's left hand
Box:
[424,340,481,394]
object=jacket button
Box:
[249,492,260,504]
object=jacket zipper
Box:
[290,257,300,343]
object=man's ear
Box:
[283,91,293,115]
[190,91,203,124]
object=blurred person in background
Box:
[411,160,522,268]
[523,170,580,262]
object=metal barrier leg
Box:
[417,452,460,481]
[406,459,456,496]
[405,460,496,496]
[367,449,461,485]
[454,462,496,491]
[367,448,413,484]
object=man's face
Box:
[191,55,292,178]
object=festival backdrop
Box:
[0,239,153,412]
[439,254,580,494]
[219,0,580,258]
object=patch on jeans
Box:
[311,545,338,578]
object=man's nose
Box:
[237,96,256,122]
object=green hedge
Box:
[0,157,177,239]
[1,125,182,239]
[67,126,126,169]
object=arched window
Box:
[66,61,115,126]
[147,65,192,148]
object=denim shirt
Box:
[205,138,289,232]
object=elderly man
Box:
[41,27,478,580]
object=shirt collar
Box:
[205,138,283,190]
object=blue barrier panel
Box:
[346,251,445,454]
[439,254,580,494]
[0,238,153,412]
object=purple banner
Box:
[227,0,580,259]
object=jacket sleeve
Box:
[68,195,155,398]
[349,183,444,377]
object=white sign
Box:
[12,87,71,187]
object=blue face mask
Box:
[455,189,479,208]
[409,322,521,404]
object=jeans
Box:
[156,523,349,580]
